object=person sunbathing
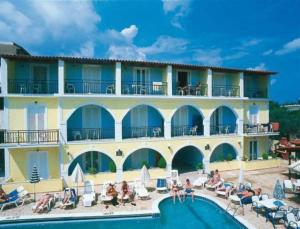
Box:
[207,169,221,185]
[171,180,182,203]
[184,179,194,202]
[33,193,53,213]
[238,188,262,205]
[60,189,73,209]
[0,188,8,203]
[216,183,236,197]
[120,181,131,205]
[107,183,118,206]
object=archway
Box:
[210,106,237,135]
[123,148,166,171]
[122,105,164,139]
[210,143,237,162]
[68,151,116,175]
[171,105,204,136]
[67,105,115,141]
[172,146,204,173]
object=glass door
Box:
[32,65,48,93]
[249,140,258,160]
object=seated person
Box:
[60,189,72,208]
[0,188,8,203]
[207,169,221,185]
[33,193,53,213]
[106,183,118,206]
[184,179,194,202]
[120,181,132,205]
[171,180,182,204]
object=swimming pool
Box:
[0,197,247,229]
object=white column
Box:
[203,119,210,136]
[207,69,212,97]
[166,163,172,178]
[239,72,244,97]
[1,58,8,96]
[3,98,8,129]
[4,148,10,180]
[164,120,171,139]
[237,119,244,135]
[115,121,122,141]
[58,60,65,95]
[115,62,121,96]
[166,65,172,96]
[116,166,123,183]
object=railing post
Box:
[17,130,20,144]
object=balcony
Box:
[245,88,268,98]
[67,128,114,141]
[8,79,58,94]
[210,124,237,135]
[172,125,202,137]
[123,126,163,139]
[244,123,279,135]
[212,85,240,97]
[0,129,59,144]
[173,84,208,96]
[121,82,167,95]
[64,80,115,94]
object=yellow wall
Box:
[243,100,269,124]
[9,147,60,182]
[243,136,269,160]
[7,97,58,130]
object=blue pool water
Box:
[0,197,246,229]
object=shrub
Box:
[262,152,269,160]
[87,167,97,174]
[226,154,233,161]
[141,160,150,169]
[109,162,116,172]
[196,163,203,170]
[157,157,166,168]
[217,154,224,162]
[271,153,277,159]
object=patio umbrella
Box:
[288,160,300,174]
[238,167,244,185]
[140,165,150,187]
[29,166,40,201]
[273,179,285,200]
[71,163,85,195]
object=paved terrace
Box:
[1,160,299,229]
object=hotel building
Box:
[0,45,279,192]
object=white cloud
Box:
[140,36,188,55]
[161,0,191,29]
[275,37,300,55]
[194,49,247,66]
[107,45,146,60]
[72,41,95,57]
[120,25,138,42]
[0,0,101,45]
[247,63,266,71]
[242,39,262,47]
[262,49,273,56]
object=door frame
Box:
[82,64,101,81]
[176,70,191,86]
[249,140,259,160]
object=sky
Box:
[0,0,299,103]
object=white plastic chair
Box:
[82,180,96,207]
[100,181,113,203]
[171,170,182,187]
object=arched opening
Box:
[68,151,116,175]
[210,143,237,162]
[122,105,164,139]
[67,105,115,141]
[172,146,203,173]
[171,105,204,137]
[123,148,166,171]
[210,106,237,135]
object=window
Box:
[249,105,259,125]
[177,71,190,87]
[249,141,258,160]
[0,149,4,177]
[27,105,46,130]
[134,68,149,85]
[27,152,49,179]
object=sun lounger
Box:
[60,188,76,209]
[283,179,294,193]
[0,195,20,211]
[100,182,113,203]
[170,170,182,187]
[226,194,243,216]
[82,180,96,207]
[215,182,234,198]
[193,176,208,188]
[206,179,224,190]
[156,178,168,192]
[134,180,149,200]
[32,195,54,213]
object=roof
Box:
[0,43,30,56]
[0,54,277,75]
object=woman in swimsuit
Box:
[171,180,182,203]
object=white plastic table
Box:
[257,198,286,210]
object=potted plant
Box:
[109,161,116,172]
[196,163,203,174]
[226,154,233,161]
[87,167,97,174]
[157,157,166,168]
[262,152,269,160]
